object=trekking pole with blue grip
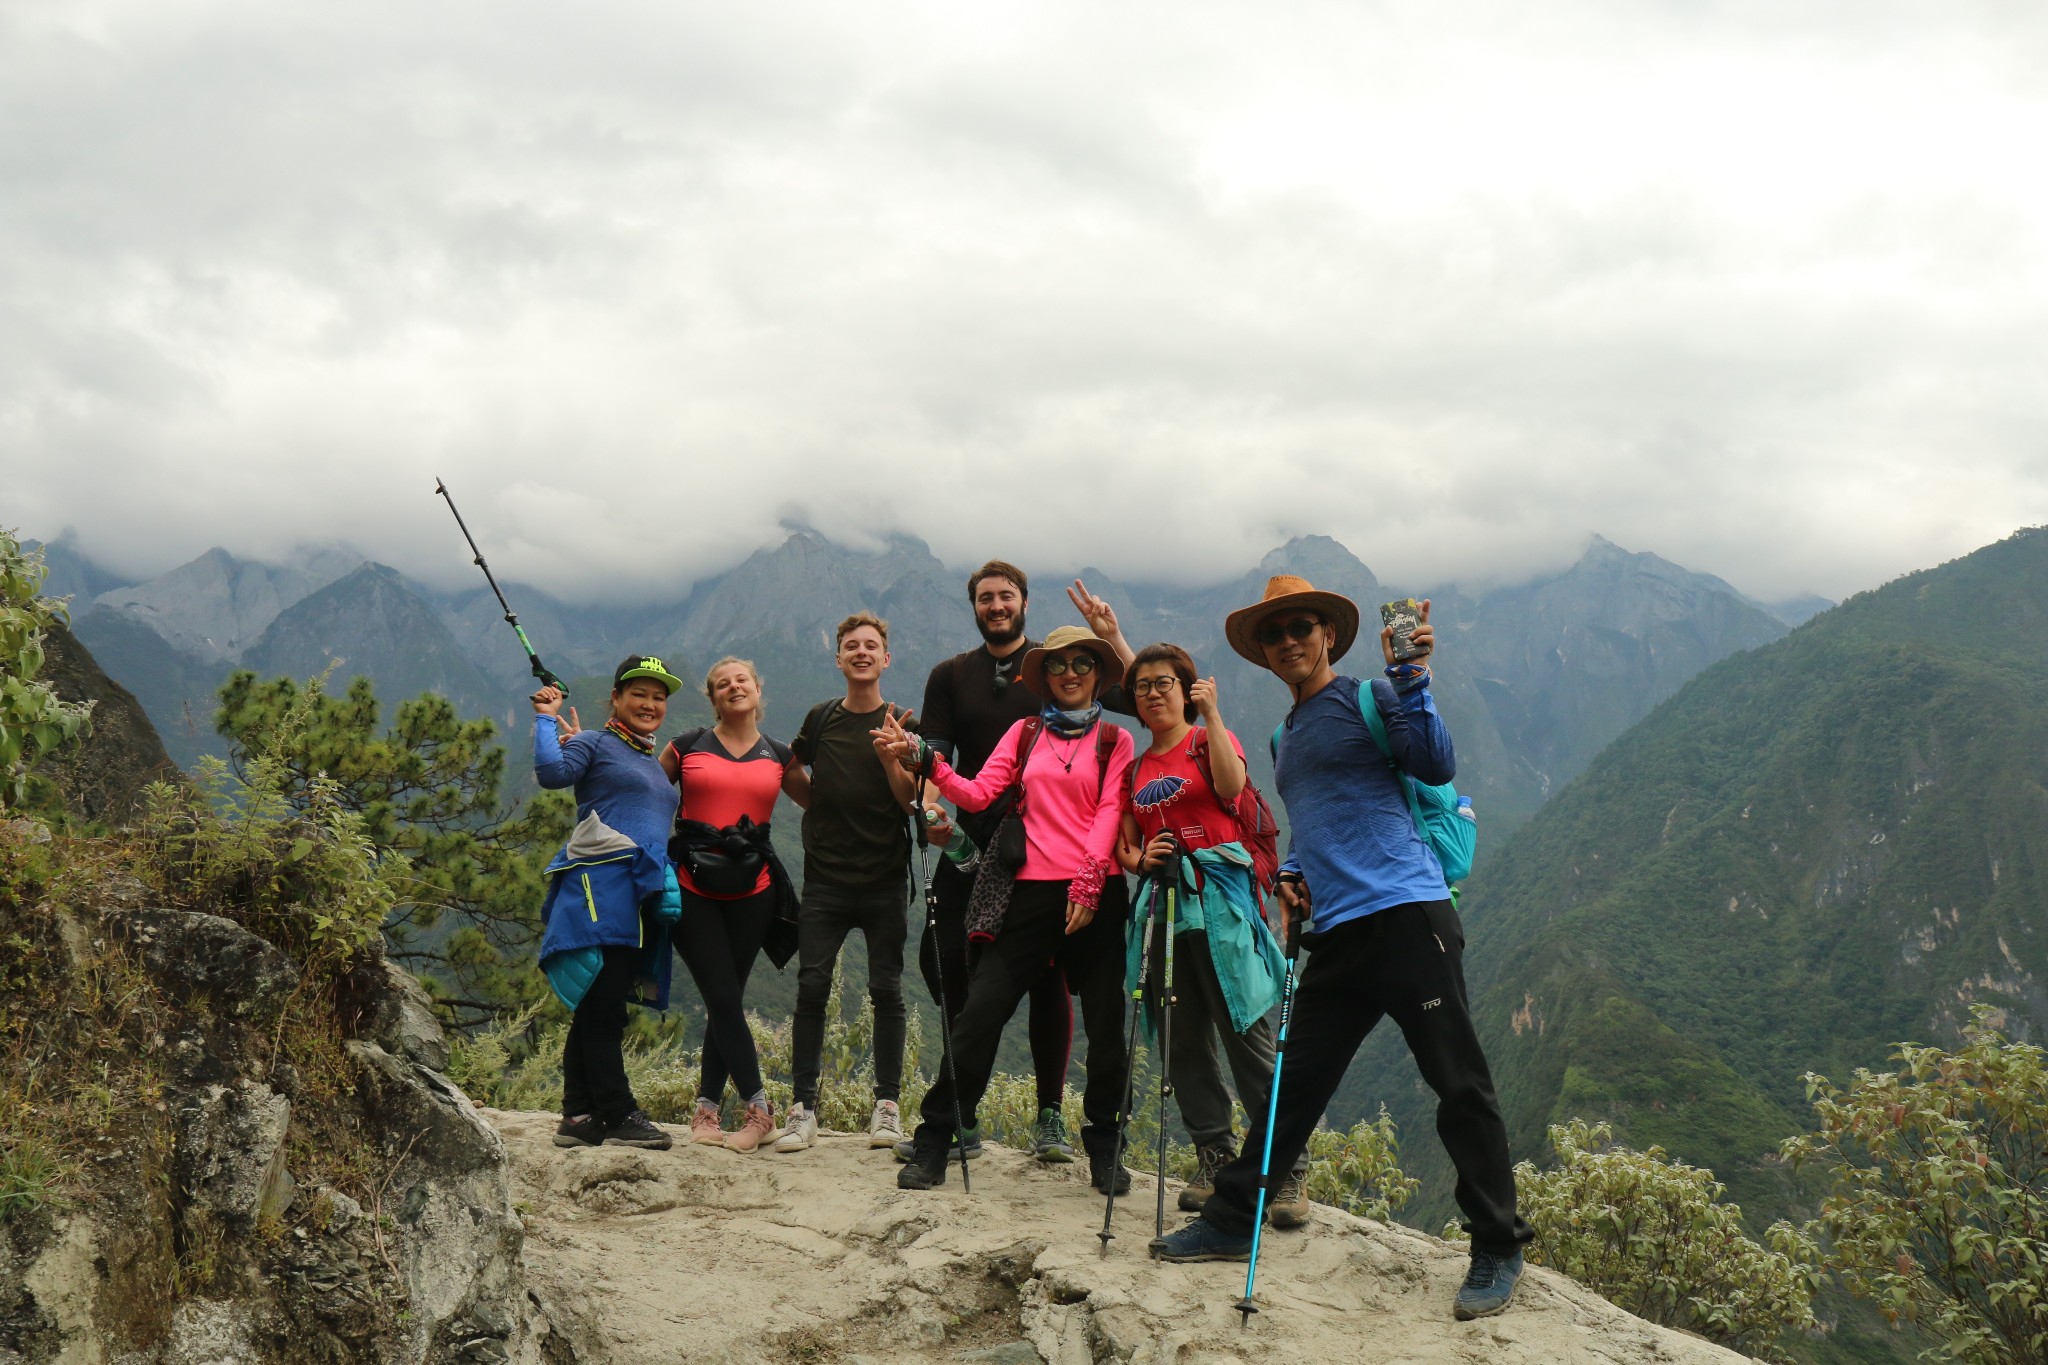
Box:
[1098,869,1162,1255]
[434,479,568,696]
[1235,903,1303,1325]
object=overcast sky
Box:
[7,0,2046,604]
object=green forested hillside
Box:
[1332,527,2048,1357]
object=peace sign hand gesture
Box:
[870,707,922,770]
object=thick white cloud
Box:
[7,0,2047,602]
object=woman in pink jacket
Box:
[874,624,1136,1195]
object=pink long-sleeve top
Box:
[929,717,1135,885]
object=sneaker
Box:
[690,1102,725,1146]
[772,1103,817,1153]
[603,1109,673,1150]
[894,1125,982,1163]
[1088,1146,1132,1196]
[1033,1108,1075,1164]
[1149,1217,1252,1263]
[1179,1143,1232,1212]
[725,1100,778,1153]
[868,1100,905,1149]
[1268,1172,1311,1228]
[1453,1250,1525,1321]
[896,1139,950,1190]
[553,1113,607,1148]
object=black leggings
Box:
[561,945,643,1125]
[673,886,776,1103]
[924,856,1072,1117]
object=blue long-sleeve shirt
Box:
[1274,673,1454,930]
[533,717,679,858]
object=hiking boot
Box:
[1033,1108,1075,1164]
[1179,1143,1232,1212]
[894,1125,982,1163]
[690,1101,725,1146]
[1088,1146,1132,1196]
[603,1110,673,1150]
[1453,1250,1524,1321]
[1149,1217,1252,1263]
[724,1100,778,1153]
[553,1113,608,1148]
[772,1103,817,1153]
[896,1139,950,1190]
[1268,1172,1311,1229]
[868,1100,905,1149]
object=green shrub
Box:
[1304,1107,1420,1221]
[1785,1007,2048,1365]
[0,528,92,809]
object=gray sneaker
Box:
[771,1102,817,1152]
[1033,1108,1075,1163]
[867,1099,905,1149]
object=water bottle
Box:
[1456,795,1476,824]
[926,808,980,873]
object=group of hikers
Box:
[529,559,1534,1321]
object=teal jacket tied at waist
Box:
[1125,843,1285,1037]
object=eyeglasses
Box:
[1042,653,1098,677]
[1255,616,1323,647]
[1130,677,1180,696]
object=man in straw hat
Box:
[1151,575,1532,1321]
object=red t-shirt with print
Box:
[1122,727,1248,854]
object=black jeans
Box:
[916,877,1129,1152]
[673,886,777,1104]
[1203,900,1533,1257]
[561,945,644,1125]
[792,877,909,1109]
[923,855,1073,1118]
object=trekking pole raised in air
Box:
[1099,871,1162,1255]
[1235,907,1303,1326]
[1151,845,1182,1249]
[918,816,971,1193]
[434,479,568,695]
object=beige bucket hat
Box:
[1018,625,1124,700]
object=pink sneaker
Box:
[724,1100,778,1153]
[690,1102,725,1146]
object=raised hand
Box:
[869,707,921,768]
[1188,676,1222,721]
[1380,598,1435,668]
[1065,577,1120,639]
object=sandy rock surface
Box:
[489,1108,1752,1365]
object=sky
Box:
[7,0,2047,605]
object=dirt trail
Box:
[490,1108,1751,1365]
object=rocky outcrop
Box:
[490,1109,1756,1365]
[0,906,538,1365]
[33,620,179,825]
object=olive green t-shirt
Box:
[791,700,916,889]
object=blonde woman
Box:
[662,657,811,1151]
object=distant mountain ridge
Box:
[40,529,1818,828]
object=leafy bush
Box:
[1785,1007,2048,1365]
[0,528,92,809]
[1304,1107,1420,1221]
[1508,1119,1819,1362]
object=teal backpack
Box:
[1272,679,1477,892]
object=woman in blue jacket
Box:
[533,655,685,1150]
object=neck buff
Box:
[1039,700,1102,738]
[604,718,656,754]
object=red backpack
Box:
[1137,731,1282,898]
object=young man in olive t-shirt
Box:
[775,611,922,1152]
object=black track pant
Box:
[1203,900,1533,1257]
[673,886,776,1103]
[916,878,1128,1151]
[792,878,908,1109]
[561,945,643,1125]
[922,856,1073,1118]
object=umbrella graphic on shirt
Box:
[1132,774,1186,811]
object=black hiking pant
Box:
[792,877,908,1109]
[923,856,1074,1117]
[915,877,1129,1151]
[673,886,776,1103]
[1203,899,1533,1257]
[561,945,643,1126]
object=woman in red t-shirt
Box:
[1116,643,1305,1219]
[662,655,810,1152]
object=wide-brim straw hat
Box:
[1223,575,1361,668]
[1019,625,1125,700]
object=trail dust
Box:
[490,1109,1753,1365]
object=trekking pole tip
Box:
[1233,1298,1258,1326]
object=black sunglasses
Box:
[1042,653,1098,677]
[1255,615,1324,647]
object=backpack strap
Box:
[793,699,837,765]
[1357,679,1431,838]
[1092,722,1118,800]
